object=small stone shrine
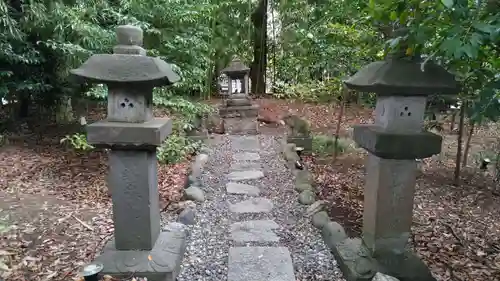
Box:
[218,57,259,134]
[330,57,458,281]
[71,25,186,281]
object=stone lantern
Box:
[331,58,459,281]
[71,25,186,281]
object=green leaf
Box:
[389,11,398,21]
[472,23,495,34]
[441,0,454,8]
[462,43,477,59]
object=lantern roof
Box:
[221,58,250,76]
[343,59,459,96]
[71,54,180,86]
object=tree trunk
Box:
[450,111,457,131]
[18,94,30,118]
[251,0,267,96]
[462,122,474,168]
[333,87,346,161]
[453,100,466,186]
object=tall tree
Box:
[251,0,267,95]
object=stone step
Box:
[227,247,295,281]
[230,220,279,243]
[226,182,260,196]
[225,118,259,135]
[229,198,273,213]
[233,152,260,161]
[230,93,250,100]
[227,98,252,107]
[230,162,262,171]
[230,136,260,151]
[227,170,264,181]
[219,105,259,118]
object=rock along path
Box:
[168,134,344,281]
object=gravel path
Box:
[163,134,344,281]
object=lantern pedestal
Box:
[331,238,434,281]
[95,232,186,281]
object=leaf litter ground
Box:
[0,109,189,281]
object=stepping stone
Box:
[229,198,273,213]
[230,162,262,171]
[230,136,260,151]
[226,182,260,196]
[227,170,264,181]
[227,247,295,281]
[230,220,279,243]
[233,152,260,161]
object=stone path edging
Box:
[183,148,211,203]
[281,141,402,281]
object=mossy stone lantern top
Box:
[346,58,460,159]
[71,25,180,124]
[343,58,460,96]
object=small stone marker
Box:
[226,182,260,196]
[227,247,295,281]
[71,25,185,281]
[232,152,260,161]
[227,170,264,181]
[230,220,279,243]
[229,197,273,213]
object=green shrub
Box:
[60,133,94,151]
[312,134,350,156]
[272,79,343,103]
[156,134,204,164]
[272,79,377,107]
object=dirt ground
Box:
[0,110,189,281]
[1,97,499,281]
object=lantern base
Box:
[94,231,186,281]
[328,237,436,281]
